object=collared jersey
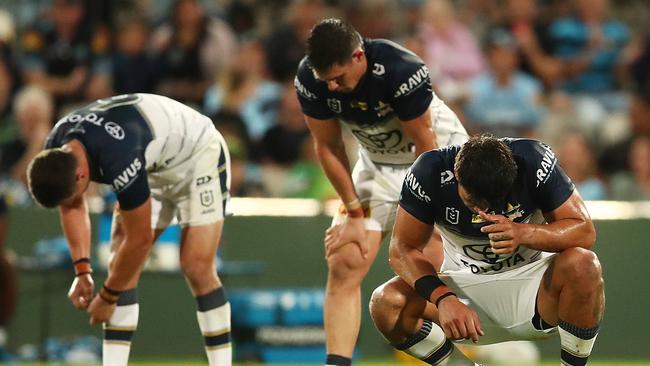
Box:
[295,38,440,165]
[45,94,216,210]
[399,138,575,274]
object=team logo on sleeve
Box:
[405,169,431,202]
[393,65,430,98]
[327,98,342,113]
[104,122,125,140]
[536,144,557,187]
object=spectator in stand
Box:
[416,0,485,103]
[609,136,650,201]
[599,83,650,175]
[556,132,607,200]
[264,0,326,82]
[0,86,52,187]
[260,83,310,166]
[548,0,630,127]
[204,38,282,145]
[0,9,17,121]
[20,0,97,110]
[152,0,237,106]
[499,0,564,89]
[102,15,163,95]
[465,28,544,137]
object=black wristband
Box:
[414,275,446,301]
[73,257,90,264]
[98,291,118,304]
[103,285,122,296]
[434,291,457,307]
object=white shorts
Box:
[333,102,468,232]
[439,254,557,345]
[149,132,231,229]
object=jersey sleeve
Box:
[105,154,150,210]
[398,152,438,225]
[525,140,575,212]
[389,55,433,121]
[294,59,333,120]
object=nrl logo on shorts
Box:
[327,98,342,113]
[200,190,214,207]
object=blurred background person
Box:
[556,131,608,200]
[152,0,237,107]
[0,9,18,122]
[608,136,650,200]
[465,28,544,137]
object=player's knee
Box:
[558,247,603,288]
[180,255,216,284]
[326,249,366,282]
[369,279,408,333]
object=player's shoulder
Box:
[295,57,321,101]
[507,137,554,161]
[410,145,460,178]
[365,39,430,98]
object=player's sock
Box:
[196,286,231,366]
[325,353,351,366]
[395,319,478,365]
[103,288,139,366]
[558,320,600,366]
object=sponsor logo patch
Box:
[393,65,430,98]
[405,169,431,202]
[112,157,142,191]
[104,122,125,140]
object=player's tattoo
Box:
[542,256,556,291]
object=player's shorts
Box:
[149,130,231,229]
[439,253,557,345]
[332,102,468,232]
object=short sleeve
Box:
[106,155,150,210]
[398,152,438,225]
[294,59,333,120]
[390,61,433,121]
[526,141,575,212]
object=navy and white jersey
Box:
[46,94,218,210]
[295,39,443,165]
[400,138,575,274]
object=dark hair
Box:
[454,135,518,210]
[306,18,361,72]
[27,149,78,208]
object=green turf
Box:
[14,362,650,366]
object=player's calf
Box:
[542,248,604,366]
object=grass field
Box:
[15,362,650,366]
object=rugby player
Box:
[294,18,468,366]
[27,94,232,366]
[370,135,604,365]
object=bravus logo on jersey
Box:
[393,65,430,97]
[112,157,143,191]
[536,143,557,187]
[405,169,431,202]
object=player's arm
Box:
[482,191,595,254]
[400,109,438,156]
[59,194,94,309]
[390,207,484,342]
[103,197,154,291]
[304,115,360,212]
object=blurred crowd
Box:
[0,0,649,205]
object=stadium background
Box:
[0,0,649,364]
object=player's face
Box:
[315,50,366,93]
[457,184,487,213]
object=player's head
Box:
[27,148,80,208]
[454,135,518,212]
[307,18,366,93]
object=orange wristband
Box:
[73,258,93,276]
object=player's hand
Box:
[436,295,484,343]
[67,274,95,310]
[479,211,523,255]
[324,217,368,259]
[87,294,117,325]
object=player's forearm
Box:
[59,199,92,261]
[521,219,596,252]
[104,237,154,290]
[389,239,438,287]
[315,142,358,203]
